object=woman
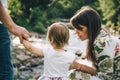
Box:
[70,6,120,80]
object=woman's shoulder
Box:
[94,29,120,56]
[94,30,111,51]
[94,29,119,45]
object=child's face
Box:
[75,25,88,41]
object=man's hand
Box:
[9,24,29,43]
[0,1,29,43]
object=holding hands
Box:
[0,1,29,43]
[8,24,29,43]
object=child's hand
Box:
[22,39,44,56]
[22,39,26,45]
[22,39,29,48]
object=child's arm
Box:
[69,60,96,75]
[22,40,44,56]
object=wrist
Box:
[6,21,16,29]
[7,23,17,33]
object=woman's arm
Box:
[70,60,96,75]
[23,40,44,56]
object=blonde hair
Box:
[47,22,69,48]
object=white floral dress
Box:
[68,29,120,80]
[94,29,120,80]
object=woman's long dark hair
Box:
[70,6,101,64]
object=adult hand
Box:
[9,24,29,43]
[0,1,29,43]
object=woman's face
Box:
[75,25,88,41]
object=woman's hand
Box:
[70,60,96,75]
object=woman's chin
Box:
[81,39,85,41]
[79,38,84,41]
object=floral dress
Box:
[68,50,93,80]
[68,29,120,80]
[94,29,120,80]
[68,61,92,80]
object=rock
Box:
[16,53,31,61]
[13,59,21,67]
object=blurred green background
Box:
[7,0,120,79]
[8,0,120,34]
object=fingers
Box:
[23,34,29,41]
[23,28,30,40]
[16,26,30,43]
[19,35,23,43]
[24,29,29,37]
[20,27,29,41]
[19,32,29,43]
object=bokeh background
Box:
[7,0,120,80]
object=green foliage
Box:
[113,0,120,27]
[28,7,46,33]
[14,74,19,80]
[99,0,120,28]
[47,5,62,19]
[8,0,22,16]
[8,0,120,33]
[33,22,46,34]
[8,0,22,24]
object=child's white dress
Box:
[38,48,75,80]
